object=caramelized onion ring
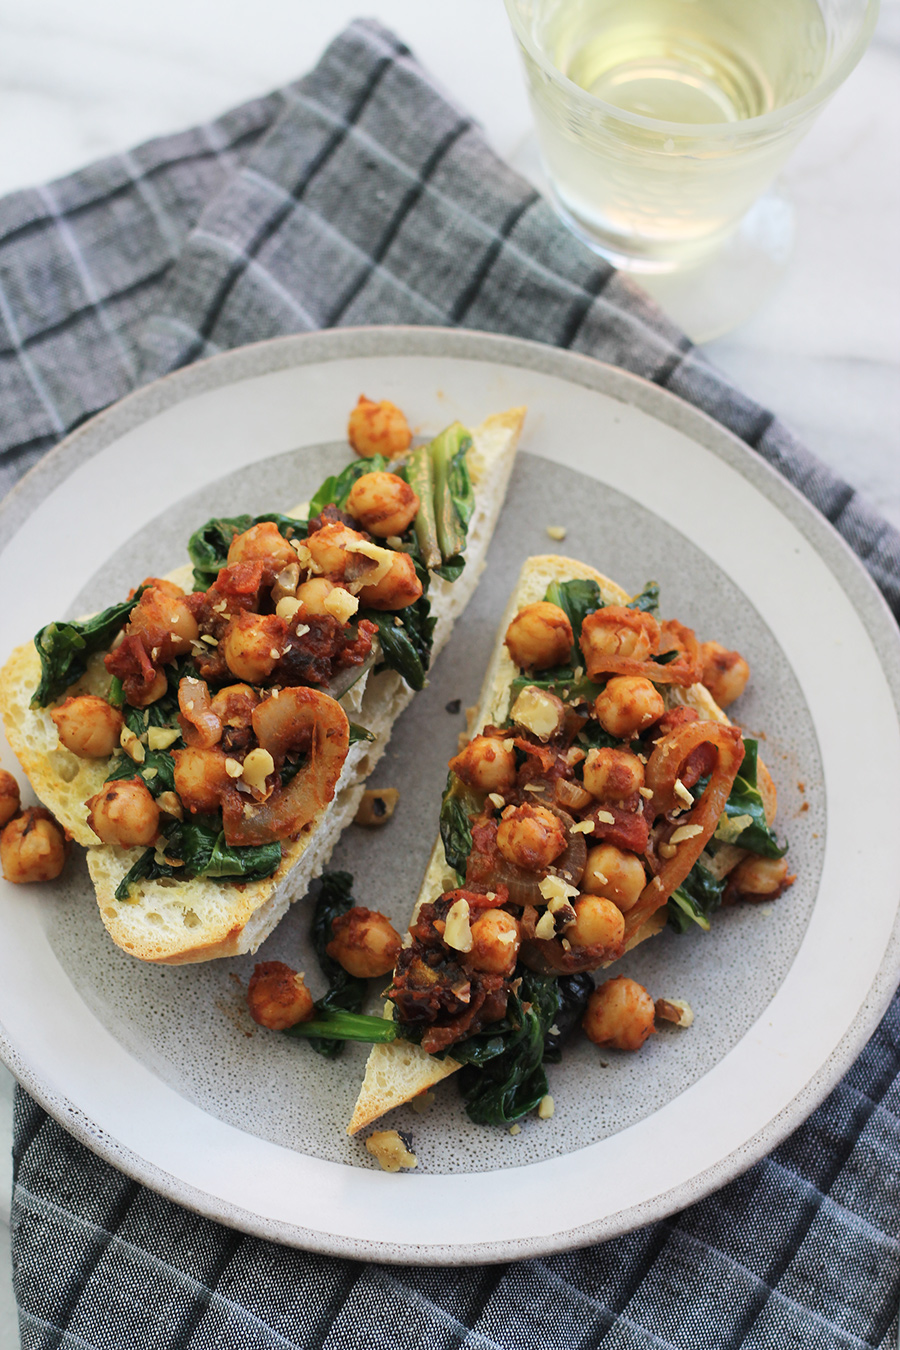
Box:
[222,687,349,845]
[623,719,744,940]
[177,677,222,749]
[580,610,701,686]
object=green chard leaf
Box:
[440,772,479,884]
[667,862,726,934]
[348,722,375,745]
[405,445,441,569]
[430,423,474,563]
[628,581,660,614]
[115,818,281,901]
[362,599,436,692]
[32,589,148,707]
[105,749,177,798]
[691,739,787,859]
[456,973,559,1127]
[544,578,604,658]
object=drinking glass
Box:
[504,0,879,337]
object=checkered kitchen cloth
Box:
[2,18,899,1350]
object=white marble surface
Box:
[0,0,898,1337]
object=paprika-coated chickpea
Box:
[210,683,259,728]
[583,976,656,1051]
[582,843,646,912]
[347,395,412,459]
[0,769,21,828]
[326,907,402,979]
[305,522,370,579]
[504,602,573,671]
[85,779,160,847]
[127,668,169,709]
[582,747,644,802]
[128,586,199,658]
[580,606,660,664]
[172,747,233,815]
[227,520,297,568]
[469,908,520,975]
[222,612,284,684]
[730,855,791,897]
[0,807,67,883]
[594,676,664,739]
[295,576,337,616]
[568,894,625,951]
[51,695,124,759]
[346,472,420,538]
[449,736,517,795]
[247,962,315,1030]
[496,804,567,872]
[700,641,750,709]
[356,550,423,610]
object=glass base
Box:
[508,133,794,342]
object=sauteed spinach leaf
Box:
[114,819,281,900]
[32,590,148,707]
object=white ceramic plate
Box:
[1,328,899,1264]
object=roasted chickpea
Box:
[127,668,169,709]
[356,550,423,610]
[510,686,566,742]
[227,520,297,568]
[582,747,645,802]
[0,770,21,828]
[346,472,419,538]
[51,695,124,759]
[594,676,664,739]
[222,612,284,684]
[730,855,791,897]
[210,683,259,728]
[449,736,517,795]
[85,779,159,847]
[583,976,656,1051]
[326,907,402,979]
[305,522,369,579]
[247,962,315,1030]
[469,908,520,974]
[568,895,625,951]
[128,586,199,657]
[580,606,660,664]
[504,602,573,671]
[0,807,67,883]
[295,576,337,616]
[347,395,412,459]
[497,804,567,872]
[172,747,232,815]
[581,843,646,912]
[700,641,750,709]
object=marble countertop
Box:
[0,0,897,1335]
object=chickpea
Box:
[580,606,660,664]
[0,807,67,883]
[247,962,315,1030]
[227,521,297,568]
[356,550,423,610]
[172,748,232,815]
[347,395,412,459]
[127,668,169,709]
[295,576,337,616]
[469,908,520,974]
[0,770,21,827]
[346,472,419,538]
[449,736,517,795]
[497,804,567,872]
[582,843,646,912]
[568,895,625,951]
[305,522,369,579]
[128,586,199,657]
[326,907,402,979]
[85,779,159,847]
[583,976,656,1052]
[51,695,124,759]
[210,683,259,728]
[222,612,284,684]
[700,641,750,709]
[730,855,791,897]
[582,747,645,802]
[504,602,573,671]
[594,676,664,739]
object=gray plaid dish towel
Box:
[3,18,899,1350]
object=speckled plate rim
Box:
[1,326,899,1265]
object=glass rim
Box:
[503,0,881,138]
